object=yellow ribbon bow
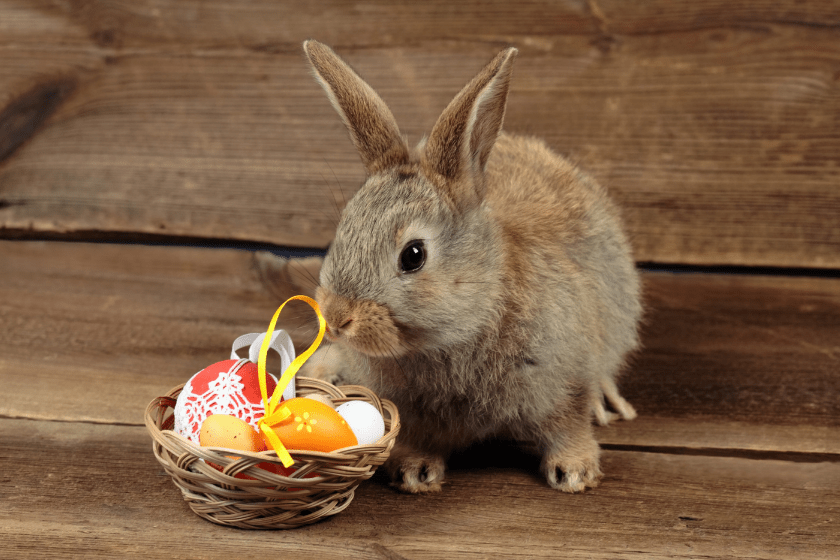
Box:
[256,295,326,468]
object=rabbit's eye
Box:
[399,241,425,273]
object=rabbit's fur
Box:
[295,40,642,493]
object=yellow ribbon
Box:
[256,295,326,468]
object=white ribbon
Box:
[230,330,296,400]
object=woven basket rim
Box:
[145,377,400,459]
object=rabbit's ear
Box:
[423,48,517,210]
[304,40,409,174]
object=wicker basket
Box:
[145,377,400,529]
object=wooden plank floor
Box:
[1,240,838,559]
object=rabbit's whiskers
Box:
[287,259,321,291]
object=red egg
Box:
[174,359,278,444]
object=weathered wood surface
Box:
[1,240,839,558]
[1,1,839,268]
[0,241,318,424]
[2,418,838,560]
[2,241,838,449]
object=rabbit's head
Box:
[303,40,518,360]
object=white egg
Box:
[336,401,385,445]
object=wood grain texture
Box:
[1,1,839,267]
[1,240,838,455]
[1,418,838,559]
[0,241,320,424]
[629,272,840,427]
[3,0,839,48]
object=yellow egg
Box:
[199,414,283,478]
[200,414,266,451]
[268,398,358,453]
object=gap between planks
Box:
[3,412,837,465]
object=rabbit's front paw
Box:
[541,453,602,493]
[297,343,348,386]
[540,431,602,494]
[388,452,446,494]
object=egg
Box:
[200,413,266,451]
[303,393,335,409]
[199,414,283,478]
[336,401,385,445]
[267,398,358,452]
[174,359,279,444]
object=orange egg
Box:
[199,414,283,478]
[268,398,358,453]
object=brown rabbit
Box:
[287,40,641,493]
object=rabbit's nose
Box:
[316,287,354,337]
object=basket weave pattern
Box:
[145,377,399,529]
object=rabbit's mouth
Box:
[323,319,348,341]
[317,287,407,358]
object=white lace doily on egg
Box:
[173,330,295,444]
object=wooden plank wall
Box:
[1,2,839,559]
[1,0,839,267]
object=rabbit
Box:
[288,39,642,494]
